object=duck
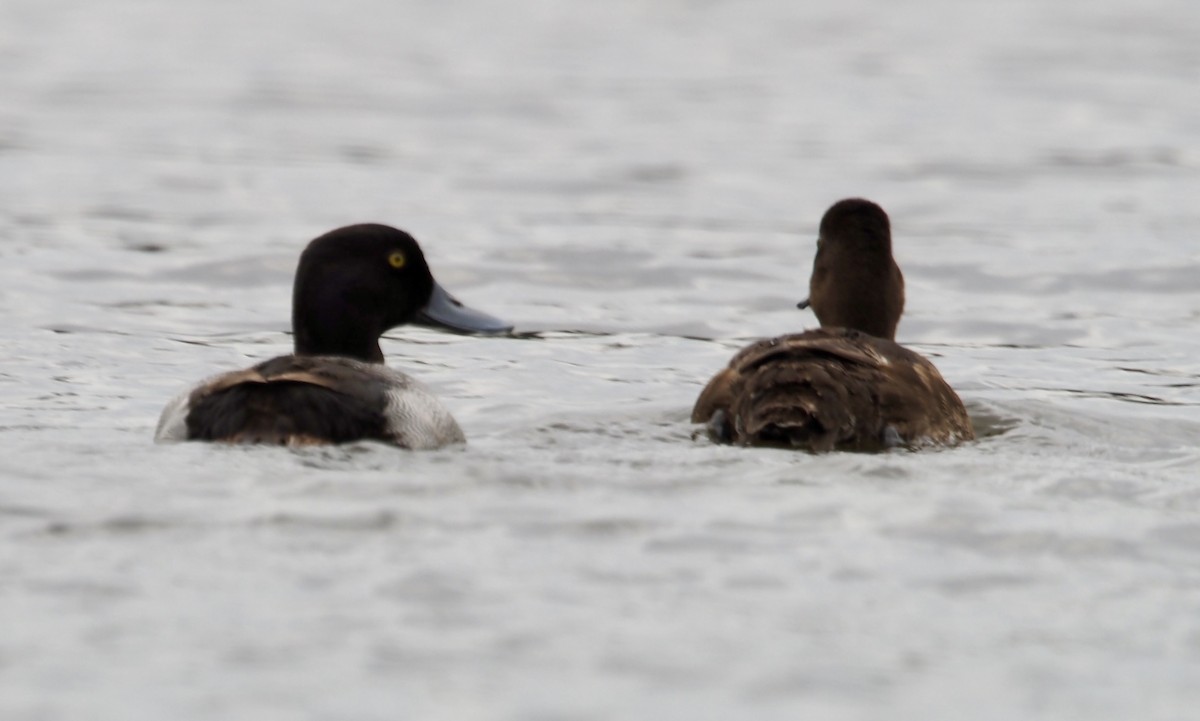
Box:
[691,198,974,451]
[155,223,511,449]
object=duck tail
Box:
[731,358,860,451]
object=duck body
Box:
[692,198,974,452]
[155,224,509,449]
[692,328,972,451]
[155,355,463,449]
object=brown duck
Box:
[691,198,974,451]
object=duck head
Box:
[797,198,905,341]
[292,224,511,363]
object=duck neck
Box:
[292,297,385,363]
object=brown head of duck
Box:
[692,198,974,452]
[799,198,905,340]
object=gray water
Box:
[3,1,1200,719]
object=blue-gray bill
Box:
[797,298,811,310]
[415,282,513,334]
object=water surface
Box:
[3,1,1200,719]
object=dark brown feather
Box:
[692,329,973,451]
[184,356,391,446]
[692,198,973,452]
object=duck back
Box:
[186,376,389,446]
[157,355,465,449]
[692,328,973,451]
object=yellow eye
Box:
[387,251,407,269]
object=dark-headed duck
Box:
[155,224,511,449]
[691,198,974,451]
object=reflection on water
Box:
[2,0,1200,719]
[962,402,1020,439]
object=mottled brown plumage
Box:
[692,199,974,451]
[182,356,395,446]
[692,329,973,450]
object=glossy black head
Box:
[292,224,435,363]
[801,198,905,340]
